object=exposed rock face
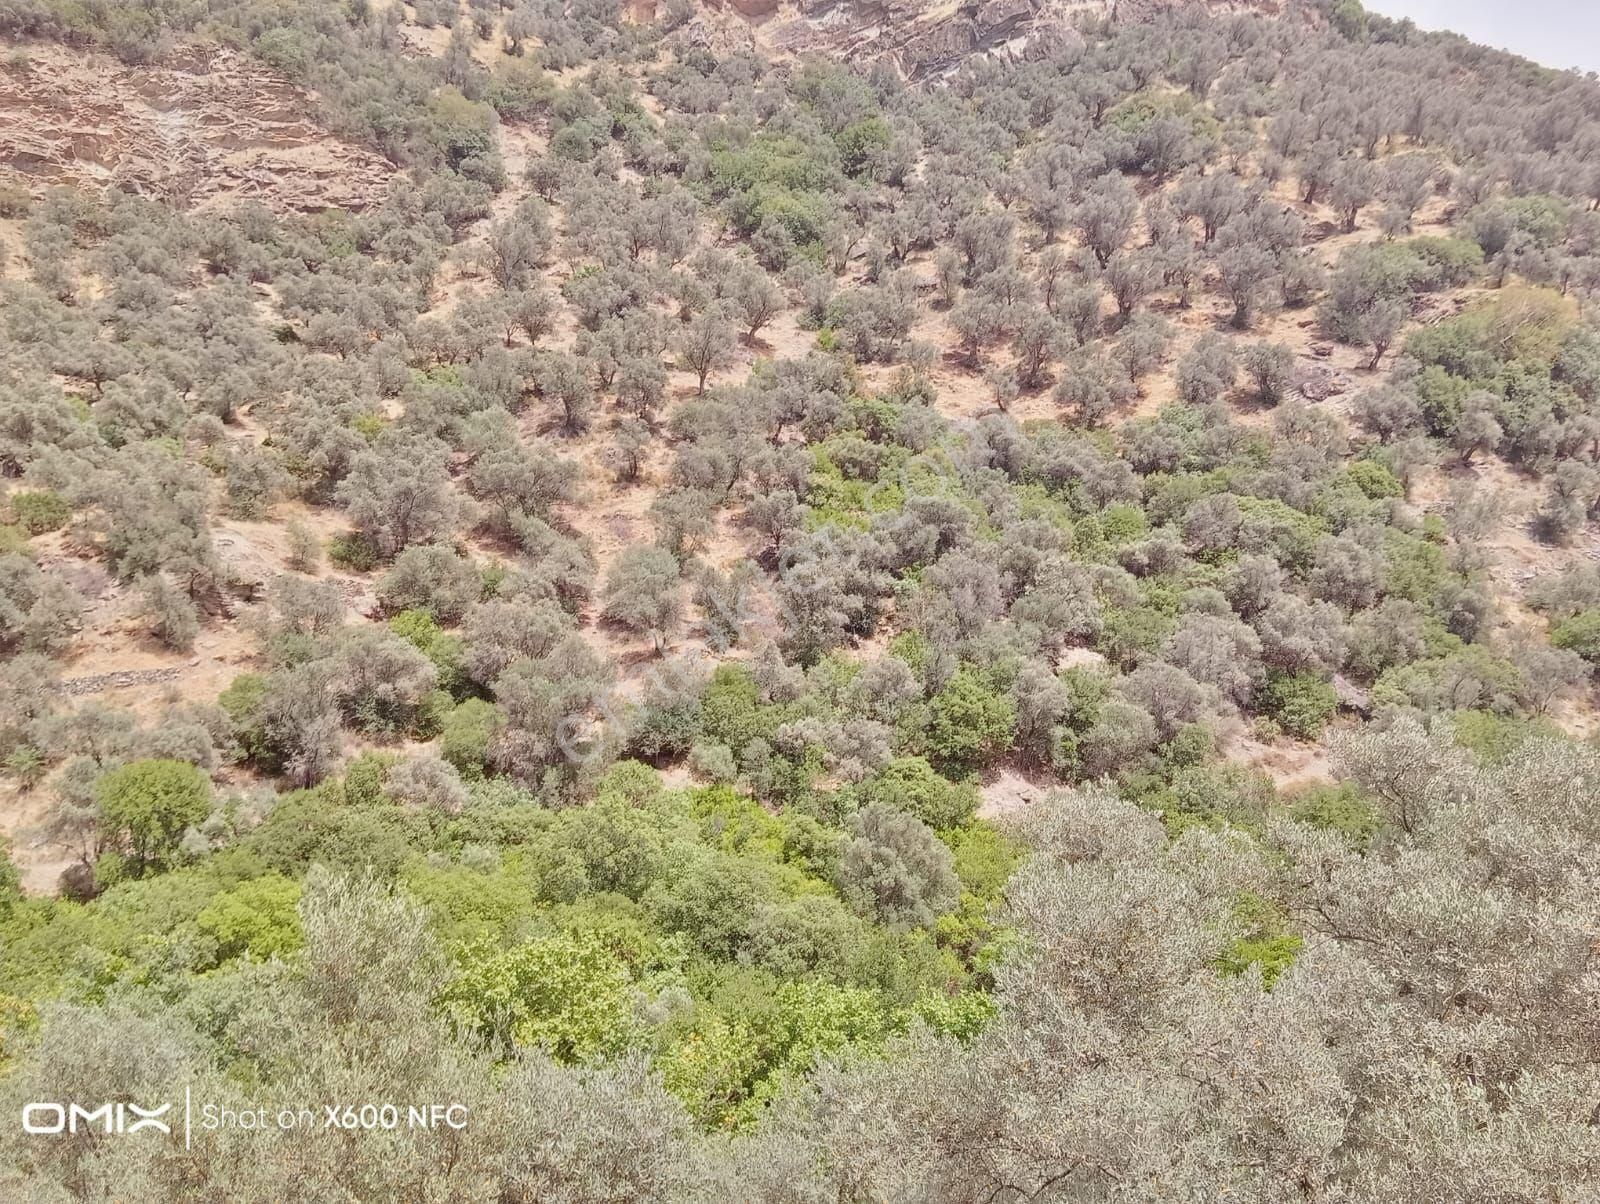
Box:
[667,7,762,55]
[1111,0,1296,19]
[762,0,1108,80]
[688,0,1302,82]
[0,40,394,213]
[1296,363,1353,402]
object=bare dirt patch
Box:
[976,764,1056,821]
[1221,727,1336,793]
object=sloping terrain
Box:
[0,0,1599,1197]
[0,41,394,212]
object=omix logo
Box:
[22,1102,172,1135]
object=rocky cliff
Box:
[669,0,1307,81]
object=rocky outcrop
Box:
[1296,362,1352,402]
[55,666,187,698]
[0,40,393,213]
[691,0,1301,82]
[1111,0,1296,20]
[667,8,762,55]
[762,0,1106,80]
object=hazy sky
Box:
[1370,1,1600,74]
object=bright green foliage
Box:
[0,839,21,920]
[926,671,1015,770]
[1373,645,1523,714]
[912,990,997,1040]
[835,116,891,177]
[243,783,429,879]
[554,800,668,898]
[1106,89,1218,140]
[1254,672,1338,739]
[439,698,499,778]
[692,787,786,859]
[327,531,380,572]
[94,760,211,878]
[1288,782,1381,847]
[769,978,890,1063]
[196,873,303,961]
[1413,364,1475,433]
[1345,460,1403,500]
[1379,529,1451,603]
[402,854,547,946]
[658,978,893,1129]
[1098,503,1150,545]
[596,760,665,808]
[1126,760,1274,836]
[1468,195,1572,255]
[488,58,554,119]
[218,673,272,767]
[856,757,978,831]
[942,823,1024,898]
[1215,894,1302,987]
[698,664,781,754]
[390,608,467,696]
[1407,287,1577,385]
[1235,496,1329,569]
[648,851,778,959]
[4,746,47,789]
[1097,603,1176,665]
[710,133,839,247]
[1217,931,1303,987]
[806,445,904,532]
[1407,236,1484,284]
[1450,710,1563,763]
[425,88,498,172]
[1550,609,1600,663]
[655,1008,768,1129]
[6,491,70,536]
[443,931,636,1061]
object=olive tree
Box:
[601,546,684,653]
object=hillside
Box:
[0,0,1598,1198]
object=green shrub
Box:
[94,759,212,877]
[1289,782,1380,847]
[1098,503,1149,546]
[699,665,779,754]
[1406,236,1484,285]
[390,609,468,696]
[7,490,70,535]
[1254,671,1337,739]
[1413,364,1475,434]
[442,930,636,1061]
[1551,610,1600,664]
[4,746,47,789]
[196,874,303,962]
[1451,710,1562,764]
[1215,893,1302,987]
[926,671,1015,770]
[328,531,380,572]
[219,673,274,769]
[856,757,977,831]
[440,699,499,780]
[1330,0,1367,39]
[1346,460,1403,500]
